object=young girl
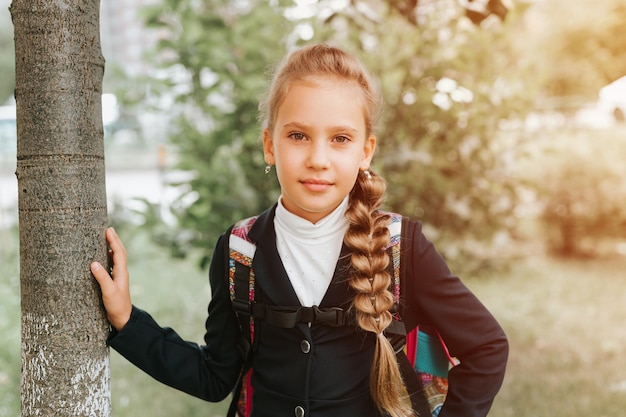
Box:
[91,43,508,417]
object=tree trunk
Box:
[11,1,111,416]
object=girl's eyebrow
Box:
[280,122,308,130]
[281,121,359,135]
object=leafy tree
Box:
[11,0,110,415]
[141,0,295,266]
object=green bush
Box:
[529,128,626,257]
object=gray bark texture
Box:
[11,0,111,416]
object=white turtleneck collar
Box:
[274,197,349,307]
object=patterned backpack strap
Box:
[384,212,403,307]
[380,211,405,339]
[229,215,258,327]
[227,216,258,417]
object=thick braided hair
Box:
[259,43,412,417]
[344,168,412,417]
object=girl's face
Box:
[263,78,376,224]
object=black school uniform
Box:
[108,205,508,417]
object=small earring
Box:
[264,164,272,174]
[362,169,371,180]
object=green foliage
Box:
[140,0,295,266]
[525,128,626,257]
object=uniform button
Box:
[300,340,311,354]
[295,405,305,417]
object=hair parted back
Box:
[260,43,413,417]
[259,43,382,135]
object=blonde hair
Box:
[259,43,381,135]
[260,44,412,417]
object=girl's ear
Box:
[360,134,377,170]
[263,128,275,164]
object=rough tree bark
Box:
[11,0,111,416]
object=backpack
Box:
[226,212,454,417]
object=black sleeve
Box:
[402,219,509,417]
[107,232,244,402]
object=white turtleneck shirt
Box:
[274,196,349,307]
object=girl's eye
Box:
[333,135,350,143]
[288,132,306,141]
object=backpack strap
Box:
[229,216,258,349]
[229,213,406,332]
[227,216,258,417]
[382,211,407,350]
[228,212,407,339]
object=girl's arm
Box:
[91,229,244,402]
[403,220,509,417]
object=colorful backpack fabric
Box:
[226,212,454,417]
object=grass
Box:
[105,228,231,417]
[470,255,626,417]
[0,227,20,417]
[2,225,626,416]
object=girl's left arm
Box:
[403,220,509,417]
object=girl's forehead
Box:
[276,80,367,125]
[279,78,366,111]
[267,76,370,133]
[289,76,361,94]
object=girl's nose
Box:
[306,140,330,170]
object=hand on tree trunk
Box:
[91,227,132,331]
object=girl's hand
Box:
[91,227,132,331]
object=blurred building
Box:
[599,75,626,123]
[100,0,163,77]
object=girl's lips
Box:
[301,179,332,192]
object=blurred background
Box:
[2,0,626,416]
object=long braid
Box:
[344,169,413,417]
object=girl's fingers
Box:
[105,227,125,255]
[91,261,113,290]
[105,227,129,285]
[91,228,133,331]
[106,227,126,260]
